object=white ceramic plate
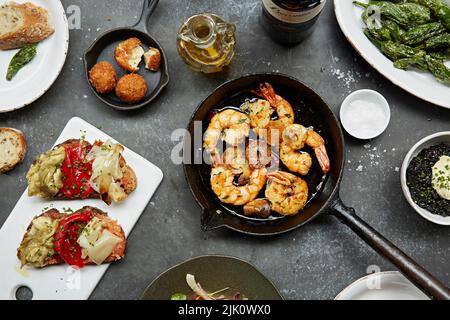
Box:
[0,117,163,300]
[334,0,450,109]
[401,132,450,226]
[0,0,69,112]
[335,271,429,300]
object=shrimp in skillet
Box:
[203,109,250,154]
[281,124,330,175]
[246,139,272,170]
[222,146,252,184]
[210,154,267,206]
[265,171,308,216]
[253,83,295,145]
[240,99,273,136]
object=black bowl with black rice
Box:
[406,143,450,217]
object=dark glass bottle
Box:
[261,0,326,44]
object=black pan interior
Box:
[84,28,169,110]
[184,74,345,235]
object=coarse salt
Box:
[342,99,387,138]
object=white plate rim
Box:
[334,271,429,300]
[0,0,69,112]
[334,0,450,109]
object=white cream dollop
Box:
[432,156,450,200]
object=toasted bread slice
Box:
[0,127,26,173]
[55,139,138,203]
[27,139,137,204]
[0,2,54,50]
[114,37,144,72]
[17,206,127,268]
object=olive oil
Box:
[177,13,236,73]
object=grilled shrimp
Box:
[265,171,308,216]
[281,124,330,175]
[246,139,272,170]
[222,146,252,183]
[240,99,273,136]
[253,83,295,145]
[203,110,250,154]
[211,156,267,206]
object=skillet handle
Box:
[331,198,450,300]
[132,0,159,31]
[201,208,226,232]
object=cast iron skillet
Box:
[84,0,169,111]
[183,73,450,300]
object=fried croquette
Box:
[89,61,117,94]
[144,47,161,71]
[115,74,148,104]
[114,37,144,72]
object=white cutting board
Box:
[0,117,163,300]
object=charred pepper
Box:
[425,55,450,82]
[425,32,450,49]
[401,22,445,45]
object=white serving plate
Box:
[0,117,163,300]
[401,132,450,226]
[334,0,450,109]
[0,0,69,112]
[335,271,429,300]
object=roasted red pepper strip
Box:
[60,142,94,199]
[54,211,92,268]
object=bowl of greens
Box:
[141,255,283,300]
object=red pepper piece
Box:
[60,142,94,199]
[54,211,92,268]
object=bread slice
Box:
[17,206,127,268]
[0,1,54,50]
[0,127,26,173]
[114,37,144,72]
[27,139,137,205]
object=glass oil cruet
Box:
[177,13,236,74]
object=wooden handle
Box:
[331,198,450,300]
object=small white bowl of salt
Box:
[340,89,391,140]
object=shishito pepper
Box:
[384,19,406,42]
[425,54,450,82]
[363,9,405,42]
[428,48,450,59]
[354,1,410,26]
[401,22,445,45]
[394,55,429,71]
[381,40,425,60]
[354,1,431,27]
[364,28,383,48]
[397,2,432,25]
[6,44,37,81]
[417,0,450,30]
[425,32,450,49]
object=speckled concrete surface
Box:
[0,0,449,300]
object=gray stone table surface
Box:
[1,0,449,300]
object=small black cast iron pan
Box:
[183,73,450,300]
[84,0,169,111]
